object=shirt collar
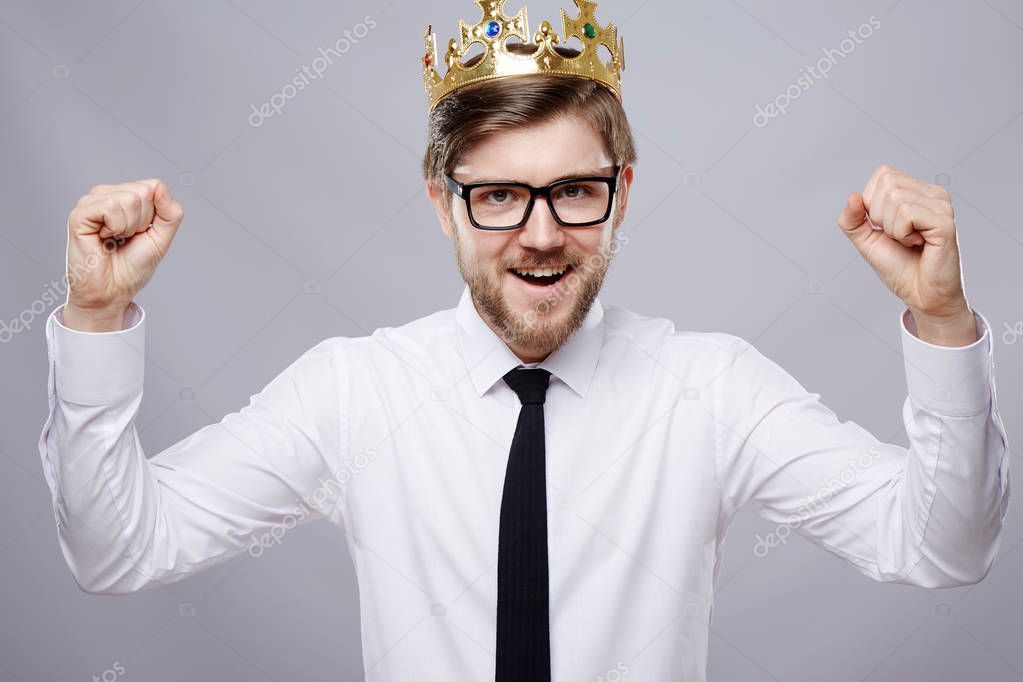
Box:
[454,284,605,399]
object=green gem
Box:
[583,22,596,39]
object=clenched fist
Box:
[837,165,978,347]
[63,179,183,332]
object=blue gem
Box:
[485,21,501,38]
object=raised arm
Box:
[713,309,1009,586]
[712,164,1011,587]
[39,180,348,594]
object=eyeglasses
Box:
[445,165,620,230]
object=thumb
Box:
[148,180,184,253]
[836,192,872,253]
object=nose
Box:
[516,195,565,251]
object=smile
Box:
[509,265,573,286]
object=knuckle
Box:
[923,184,949,202]
[108,190,132,211]
[105,197,126,224]
[889,188,909,204]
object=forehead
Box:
[454,115,612,183]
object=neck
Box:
[509,344,549,365]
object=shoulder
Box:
[602,303,803,404]
[599,302,795,397]
[303,305,459,374]
[601,302,748,365]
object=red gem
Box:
[423,54,432,68]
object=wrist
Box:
[908,305,978,347]
[61,301,130,333]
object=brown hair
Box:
[422,45,637,219]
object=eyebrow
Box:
[454,166,615,185]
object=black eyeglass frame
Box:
[445,165,621,231]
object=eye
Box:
[476,186,527,205]
[557,183,590,199]
[486,189,511,203]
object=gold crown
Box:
[422,0,625,111]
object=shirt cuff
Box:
[48,302,146,405]
[899,307,993,418]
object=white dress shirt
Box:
[38,285,1010,681]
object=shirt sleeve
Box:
[37,302,348,595]
[713,306,1010,588]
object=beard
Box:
[453,229,614,357]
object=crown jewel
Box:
[422,0,625,111]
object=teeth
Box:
[514,266,567,278]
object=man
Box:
[39,1,1009,680]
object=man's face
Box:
[428,114,633,361]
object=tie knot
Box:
[502,367,552,405]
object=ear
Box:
[427,181,456,239]
[612,164,635,230]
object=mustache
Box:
[502,251,580,269]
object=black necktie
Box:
[496,367,553,682]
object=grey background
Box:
[1,0,1021,679]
